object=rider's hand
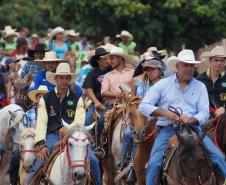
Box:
[165,111,180,122]
[215,107,225,118]
[59,127,68,137]
[180,115,197,124]
[95,102,105,111]
[38,145,49,162]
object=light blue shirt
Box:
[138,74,209,126]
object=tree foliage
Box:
[0,0,226,52]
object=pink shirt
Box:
[101,68,134,103]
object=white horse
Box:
[19,128,36,185]
[47,121,95,185]
[0,104,25,182]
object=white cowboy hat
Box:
[50,26,65,38]
[35,51,66,67]
[116,30,133,40]
[31,33,39,38]
[28,85,48,102]
[3,29,19,38]
[66,29,79,37]
[167,49,201,73]
[109,46,132,64]
[196,46,226,74]
[46,63,77,85]
[1,25,17,34]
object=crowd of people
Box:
[0,25,226,185]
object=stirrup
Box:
[94,147,105,159]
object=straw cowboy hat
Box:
[66,29,79,37]
[46,63,77,85]
[1,25,17,34]
[35,51,66,67]
[197,46,226,74]
[167,49,201,73]
[147,46,166,59]
[116,30,133,41]
[50,26,65,38]
[3,29,19,38]
[109,46,132,64]
[28,85,48,102]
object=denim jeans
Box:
[146,126,226,185]
[84,103,95,126]
[8,149,20,185]
[121,125,137,167]
[25,133,102,185]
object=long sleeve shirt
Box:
[34,89,85,144]
[139,74,209,126]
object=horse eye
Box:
[69,142,73,147]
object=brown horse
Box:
[206,113,226,156]
[162,124,224,185]
[127,96,157,185]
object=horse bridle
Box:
[0,108,24,165]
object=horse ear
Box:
[9,110,17,121]
[176,131,187,144]
[62,119,72,130]
[85,122,95,132]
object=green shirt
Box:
[118,41,136,54]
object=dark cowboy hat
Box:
[28,43,49,59]
[89,47,109,68]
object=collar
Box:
[111,67,133,74]
[173,74,193,84]
[206,68,225,78]
[54,87,70,98]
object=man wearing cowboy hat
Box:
[20,43,46,78]
[116,30,136,55]
[29,51,65,91]
[197,46,226,118]
[26,63,101,185]
[95,47,134,154]
[139,49,226,185]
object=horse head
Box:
[19,128,36,172]
[176,124,207,183]
[62,120,94,183]
[127,96,149,143]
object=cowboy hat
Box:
[50,26,65,38]
[116,30,133,41]
[196,46,226,74]
[3,29,19,38]
[31,33,39,38]
[66,29,79,37]
[28,43,49,59]
[35,51,66,65]
[89,47,110,67]
[28,85,48,102]
[167,49,201,73]
[109,46,132,64]
[1,25,17,34]
[147,46,166,59]
[46,63,77,85]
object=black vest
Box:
[43,90,80,133]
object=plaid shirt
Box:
[23,107,37,128]
[21,60,44,78]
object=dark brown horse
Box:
[206,113,226,156]
[162,124,224,185]
[127,96,157,185]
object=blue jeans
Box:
[26,133,102,185]
[85,103,95,126]
[146,126,226,185]
[121,126,137,167]
[8,149,20,185]
[97,104,113,145]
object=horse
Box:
[127,96,157,185]
[162,124,224,185]
[29,121,95,185]
[0,104,25,182]
[19,128,37,185]
[206,112,226,156]
[99,103,129,185]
